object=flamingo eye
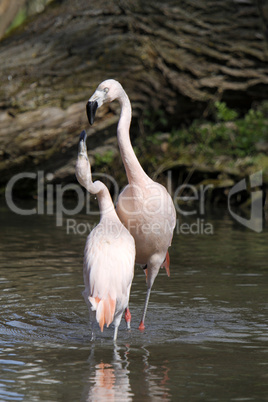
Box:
[104,87,109,94]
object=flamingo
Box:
[75,130,135,341]
[86,80,176,330]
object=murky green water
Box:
[0,206,268,401]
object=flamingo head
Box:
[77,130,88,158]
[75,130,91,188]
[86,79,123,125]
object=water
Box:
[0,206,268,401]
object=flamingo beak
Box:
[78,130,87,155]
[86,100,98,125]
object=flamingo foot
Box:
[125,307,131,330]
[138,320,145,331]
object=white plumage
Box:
[76,130,135,341]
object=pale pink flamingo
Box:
[76,130,135,341]
[86,80,176,330]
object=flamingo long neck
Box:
[86,179,117,220]
[117,92,149,185]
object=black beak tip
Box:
[79,130,87,143]
[86,101,98,125]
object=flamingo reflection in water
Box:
[85,346,132,401]
[83,345,170,401]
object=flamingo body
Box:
[87,80,176,329]
[83,215,135,336]
[117,180,175,268]
[76,130,135,341]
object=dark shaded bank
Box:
[0,0,267,209]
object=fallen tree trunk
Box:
[0,0,268,194]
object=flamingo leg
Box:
[124,307,131,330]
[139,287,152,331]
[139,252,170,331]
[90,321,96,341]
[113,326,119,342]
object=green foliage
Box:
[143,109,168,132]
[94,150,115,167]
[5,1,53,36]
[234,108,267,156]
[130,101,268,180]
[6,8,27,34]
[169,101,268,158]
[215,101,238,122]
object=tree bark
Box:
[0,0,268,193]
